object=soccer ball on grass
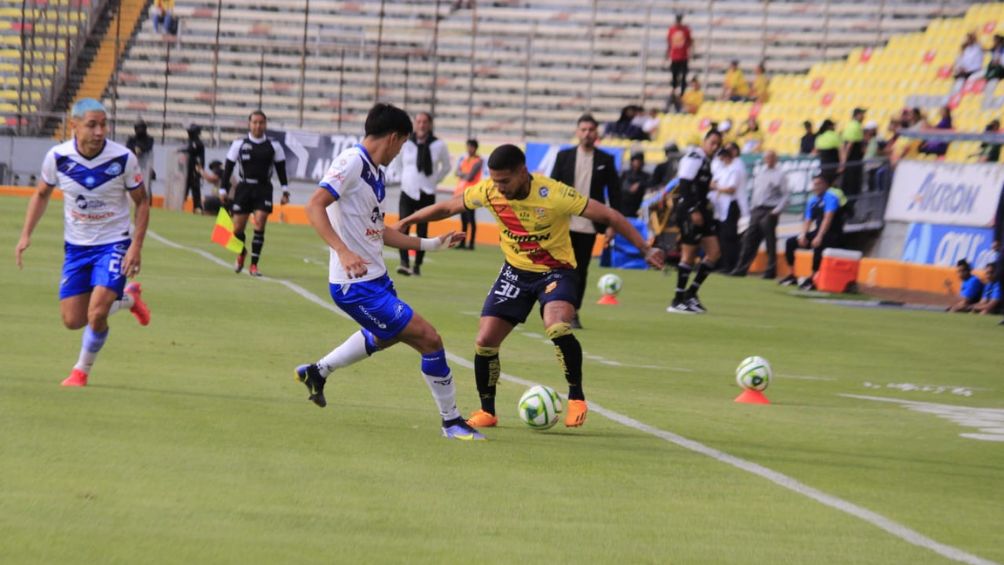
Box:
[736,356,772,391]
[517,385,563,430]
[597,273,623,296]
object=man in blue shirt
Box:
[778,174,845,290]
[972,262,1001,315]
[948,259,985,312]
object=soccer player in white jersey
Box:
[294,103,484,441]
[15,98,151,387]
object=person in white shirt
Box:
[295,103,483,441]
[393,112,451,276]
[15,98,151,387]
[709,142,747,273]
[730,150,790,278]
[954,32,985,80]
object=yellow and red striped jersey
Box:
[463,174,588,272]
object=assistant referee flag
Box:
[211,208,244,253]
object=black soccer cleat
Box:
[685,295,707,313]
[295,363,327,408]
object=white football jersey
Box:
[319,145,388,284]
[40,139,143,246]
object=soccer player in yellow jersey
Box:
[396,145,663,428]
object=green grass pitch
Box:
[1,195,1001,564]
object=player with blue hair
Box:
[15,98,151,387]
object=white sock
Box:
[73,326,108,373]
[317,330,370,377]
[422,371,461,422]
[108,293,135,315]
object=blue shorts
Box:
[329,273,414,341]
[481,263,578,326]
[60,239,130,300]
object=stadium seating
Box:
[0,0,90,127]
[98,0,974,146]
[656,2,1004,160]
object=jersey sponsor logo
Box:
[534,207,547,219]
[365,227,383,239]
[503,228,551,243]
[134,173,144,185]
[370,206,382,223]
[538,187,549,197]
[74,195,108,210]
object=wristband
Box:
[419,237,442,252]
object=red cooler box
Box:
[815,248,862,293]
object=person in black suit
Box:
[550,113,622,329]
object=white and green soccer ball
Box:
[597,273,623,296]
[517,385,563,430]
[736,356,772,391]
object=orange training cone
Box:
[734,388,770,404]
[596,293,619,305]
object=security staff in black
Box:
[222,110,290,277]
[667,129,723,314]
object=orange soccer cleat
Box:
[61,368,88,387]
[466,409,499,428]
[124,282,150,326]
[565,399,588,427]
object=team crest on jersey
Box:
[538,187,549,197]
[105,162,123,176]
[535,207,547,219]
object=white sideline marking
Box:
[843,394,1004,443]
[149,231,998,565]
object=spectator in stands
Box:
[863,121,881,160]
[954,33,985,80]
[619,153,650,218]
[947,259,984,312]
[721,60,750,101]
[731,150,789,279]
[650,142,678,189]
[971,262,1001,315]
[840,107,866,196]
[986,35,1004,79]
[152,0,175,36]
[453,139,483,250]
[814,119,841,183]
[920,106,953,157]
[396,111,451,276]
[750,62,769,103]
[799,120,816,155]
[679,77,704,114]
[126,119,154,202]
[737,117,763,154]
[550,113,622,329]
[666,14,693,99]
[974,119,1001,162]
[183,124,205,214]
[605,106,646,140]
[778,174,845,291]
[710,142,747,273]
[641,108,662,140]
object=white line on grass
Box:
[149,231,998,565]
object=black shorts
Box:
[481,263,579,326]
[232,183,274,214]
[675,200,718,245]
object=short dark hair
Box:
[364,103,413,138]
[957,259,971,270]
[466,138,479,149]
[249,110,267,121]
[487,144,526,170]
[704,129,723,141]
[577,113,598,127]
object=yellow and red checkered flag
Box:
[211,208,244,253]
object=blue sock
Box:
[421,349,450,377]
[420,349,459,421]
